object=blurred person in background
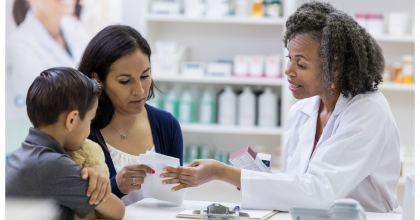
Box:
[6,0,90,155]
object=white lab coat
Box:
[241,91,401,213]
[6,11,89,120]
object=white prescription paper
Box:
[138,152,187,204]
[178,206,274,219]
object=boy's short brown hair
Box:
[26,67,102,128]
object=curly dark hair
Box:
[283,1,384,97]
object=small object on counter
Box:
[249,55,265,78]
[234,55,249,77]
[207,62,232,77]
[265,54,282,78]
[366,14,383,36]
[402,55,414,84]
[252,0,264,17]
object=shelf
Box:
[146,14,286,25]
[152,74,284,86]
[378,82,415,91]
[373,35,415,43]
[180,123,283,135]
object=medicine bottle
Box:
[394,62,403,83]
[252,0,264,17]
[402,55,414,84]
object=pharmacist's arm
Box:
[161,159,241,190]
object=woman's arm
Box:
[161,159,241,190]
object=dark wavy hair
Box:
[78,25,157,150]
[27,67,102,128]
[283,1,385,97]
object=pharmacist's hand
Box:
[161,159,223,191]
[81,165,111,205]
[115,164,155,195]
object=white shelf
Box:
[180,123,283,135]
[145,14,286,25]
[372,35,415,43]
[378,82,415,91]
[152,75,284,86]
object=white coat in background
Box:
[6,11,89,153]
[241,91,401,213]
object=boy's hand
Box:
[81,165,111,205]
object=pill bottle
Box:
[252,0,264,17]
[402,55,414,84]
[394,62,403,83]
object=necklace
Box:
[110,115,137,139]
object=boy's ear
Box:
[66,110,80,132]
[92,72,103,87]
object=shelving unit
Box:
[145,14,286,25]
[152,74,284,86]
[180,123,283,135]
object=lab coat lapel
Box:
[297,97,320,174]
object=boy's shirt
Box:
[6,128,97,220]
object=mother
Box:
[162,1,401,213]
[78,25,183,206]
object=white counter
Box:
[122,198,402,220]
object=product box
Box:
[182,62,206,77]
[256,152,271,170]
[207,62,232,77]
[229,147,271,173]
[265,54,281,78]
[234,55,249,77]
[249,55,265,78]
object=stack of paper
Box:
[138,151,187,204]
[229,147,271,173]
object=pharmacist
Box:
[161,2,401,214]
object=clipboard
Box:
[176,210,280,220]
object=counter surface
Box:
[122,198,402,220]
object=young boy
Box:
[6,67,125,220]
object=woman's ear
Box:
[92,72,103,87]
[66,110,79,132]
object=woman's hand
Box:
[81,165,111,205]
[115,164,155,195]
[160,159,241,191]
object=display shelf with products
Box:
[145,14,286,25]
[152,74,284,86]
[180,123,283,135]
[378,82,415,91]
[373,35,415,43]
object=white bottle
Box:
[218,86,237,125]
[199,88,216,124]
[179,89,194,123]
[238,87,256,126]
[258,87,278,127]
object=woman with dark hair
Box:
[78,25,183,206]
[162,1,401,213]
[6,0,89,152]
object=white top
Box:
[6,11,89,120]
[123,198,402,220]
[106,143,155,206]
[241,91,401,213]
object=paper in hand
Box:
[138,151,187,204]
